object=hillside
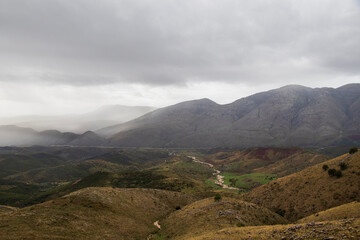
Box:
[104,84,360,148]
[242,151,360,221]
[157,197,288,240]
[297,201,360,223]
[203,147,330,176]
[190,218,360,239]
[0,187,196,240]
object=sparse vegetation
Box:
[322,164,329,171]
[349,147,358,154]
[334,170,343,178]
[214,193,222,202]
[328,168,336,176]
[339,162,348,170]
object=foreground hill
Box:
[103,84,360,148]
[297,201,360,223]
[242,151,360,221]
[158,197,288,240]
[190,218,360,240]
[0,187,196,240]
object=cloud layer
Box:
[0,0,359,116]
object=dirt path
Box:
[188,156,239,190]
[153,220,161,229]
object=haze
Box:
[0,0,359,118]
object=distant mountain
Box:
[103,84,360,148]
[0,125,107,147]
[0,105,156,133]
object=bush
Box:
[236,222,245,227]
[339,162,348,170]
[349,147,358,155]
[334,170,343,178]
[214,193,222,202]
[322,165,329,171]
[175,206,181,210]
[328,168,336,176]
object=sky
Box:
[0,0,359,117]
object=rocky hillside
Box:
[104,84,360,148]
[242,151,360,221]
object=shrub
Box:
[349,147,358,154]
[334,170,343,178]
[328,168,336,176]
[175,206,181,210]
[214,193,222,202]
[236,222,245,227]
[339,162,348,170]
[322,165,329,171]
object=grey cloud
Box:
[0,0,359,87]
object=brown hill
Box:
[190,218,360,240]
[158,197,288,240]
[242,151,360,221]
[297,201,360,223]
[0,187,196,240]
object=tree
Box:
[339,162,348,170]
[214,193,222,202]
[334,170,343,178]
[328,168,336,176]
[349,147,358,155]
[322,164,329,171]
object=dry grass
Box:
[0,187,197,240]
[190,218,360,240]
[158,197,288,240]
[242,152,360,221]
[298,201,360,223]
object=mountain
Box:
[0,105,155,133]
[242,151,360,221]
[0,125,107,147]
[103,84,360,148]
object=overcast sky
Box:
[0,0,359,117]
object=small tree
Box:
[349,147,358,155]
[322,164,329,171]
[328,168,336,176]
[339,162,348,170]
[214,193,222,202]
[334,170,343,178]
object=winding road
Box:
[188,156,239,190]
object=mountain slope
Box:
[242,151,360,221]
[105,84,360,148]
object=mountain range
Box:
[1,84,359,147]
[102,83,360,148]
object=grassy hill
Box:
[156,197,288,240]
[297,201,360,223]
[0,187,196,240]
[242,151,360,221]
[189,218,360,239]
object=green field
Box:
[222,172,277,190]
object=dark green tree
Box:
[328,168,336,176]
[349,147,358,154]
[214,193,222,202]
[322,164,329,171]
